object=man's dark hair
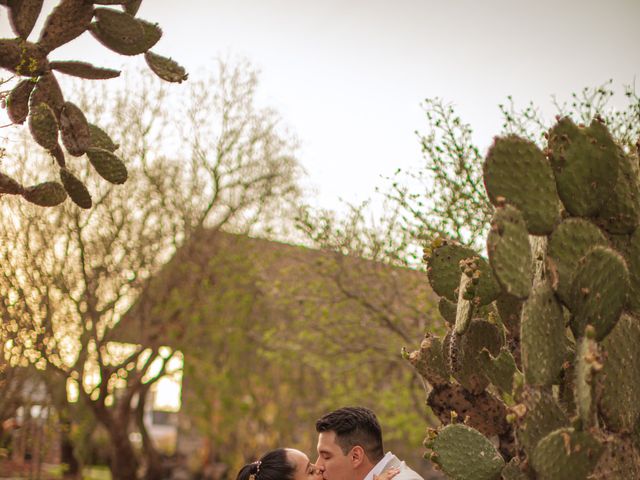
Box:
[316,406,384,462]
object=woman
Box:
[236,448,399,480]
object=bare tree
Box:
[294,204,442,428]
[0,60,301,480]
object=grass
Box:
[82,466,111,480]
[0,463,111,480]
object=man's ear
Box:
[350,446,366,468]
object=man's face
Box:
[316,431,353,480]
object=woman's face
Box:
[286,448,323,480]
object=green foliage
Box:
[408,117,640,478]
[0,0,187,209]
[386,99,492,250]
[137,230,437,474]
[387,82,640,252]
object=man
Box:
[315,407,424,480]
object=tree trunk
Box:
[107,422,140,480]
[88,391,140,480]
[141,444,165,480]
[135,388,166,480]
[60,419,80,478]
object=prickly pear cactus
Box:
[407,117,640,479]
[1,0,188,209]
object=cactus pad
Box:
[597,313,640,432]
[569,246,629,340]
[407,333,448,386]
[478,347,517,394]
[0,173,24,195]
[144,51,189,83]
[86,148,128,184]
[446,331,462,376]
[93,8,145,45]
[426,240,500,305]
[427,424,505,480]
[37,0,94,53]
[29,72,64,118]
[454,271,475,334]
[520,280,566,386]
[438,297,456,326]
[60,101,91,156]
[496,292,522,339]
[6,78,35,124]
[619,229,640,315]
[574,332,600,428]
[8,0,44,39]
[88,123,119,152]
[124,0,142,16]
[557,364,577,419]
[427,384,510,437]
[546,218,608,306]
[483,135,559,234]
[487,204,532,299]
[48,143,66,168]
[444,319,503,394]
[22,181,66,206]
[90,16,161,56]
[591,436,640,478]
[60,168,91,209]
[500,459,528,480]
[593,146,640,234]
[0,38,49,76]
[28,102,59,150]
[516,388,569,457]
[50,60,121,80]
[530,427,603,480]
[547,117,619,217]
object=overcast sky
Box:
[2,0,639,211]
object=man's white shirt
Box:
[364,452,395,480]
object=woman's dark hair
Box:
[236,448,296,480]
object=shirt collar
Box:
[364,452,395,480]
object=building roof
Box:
[110,230,437,349]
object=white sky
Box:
[2,0,639,211]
